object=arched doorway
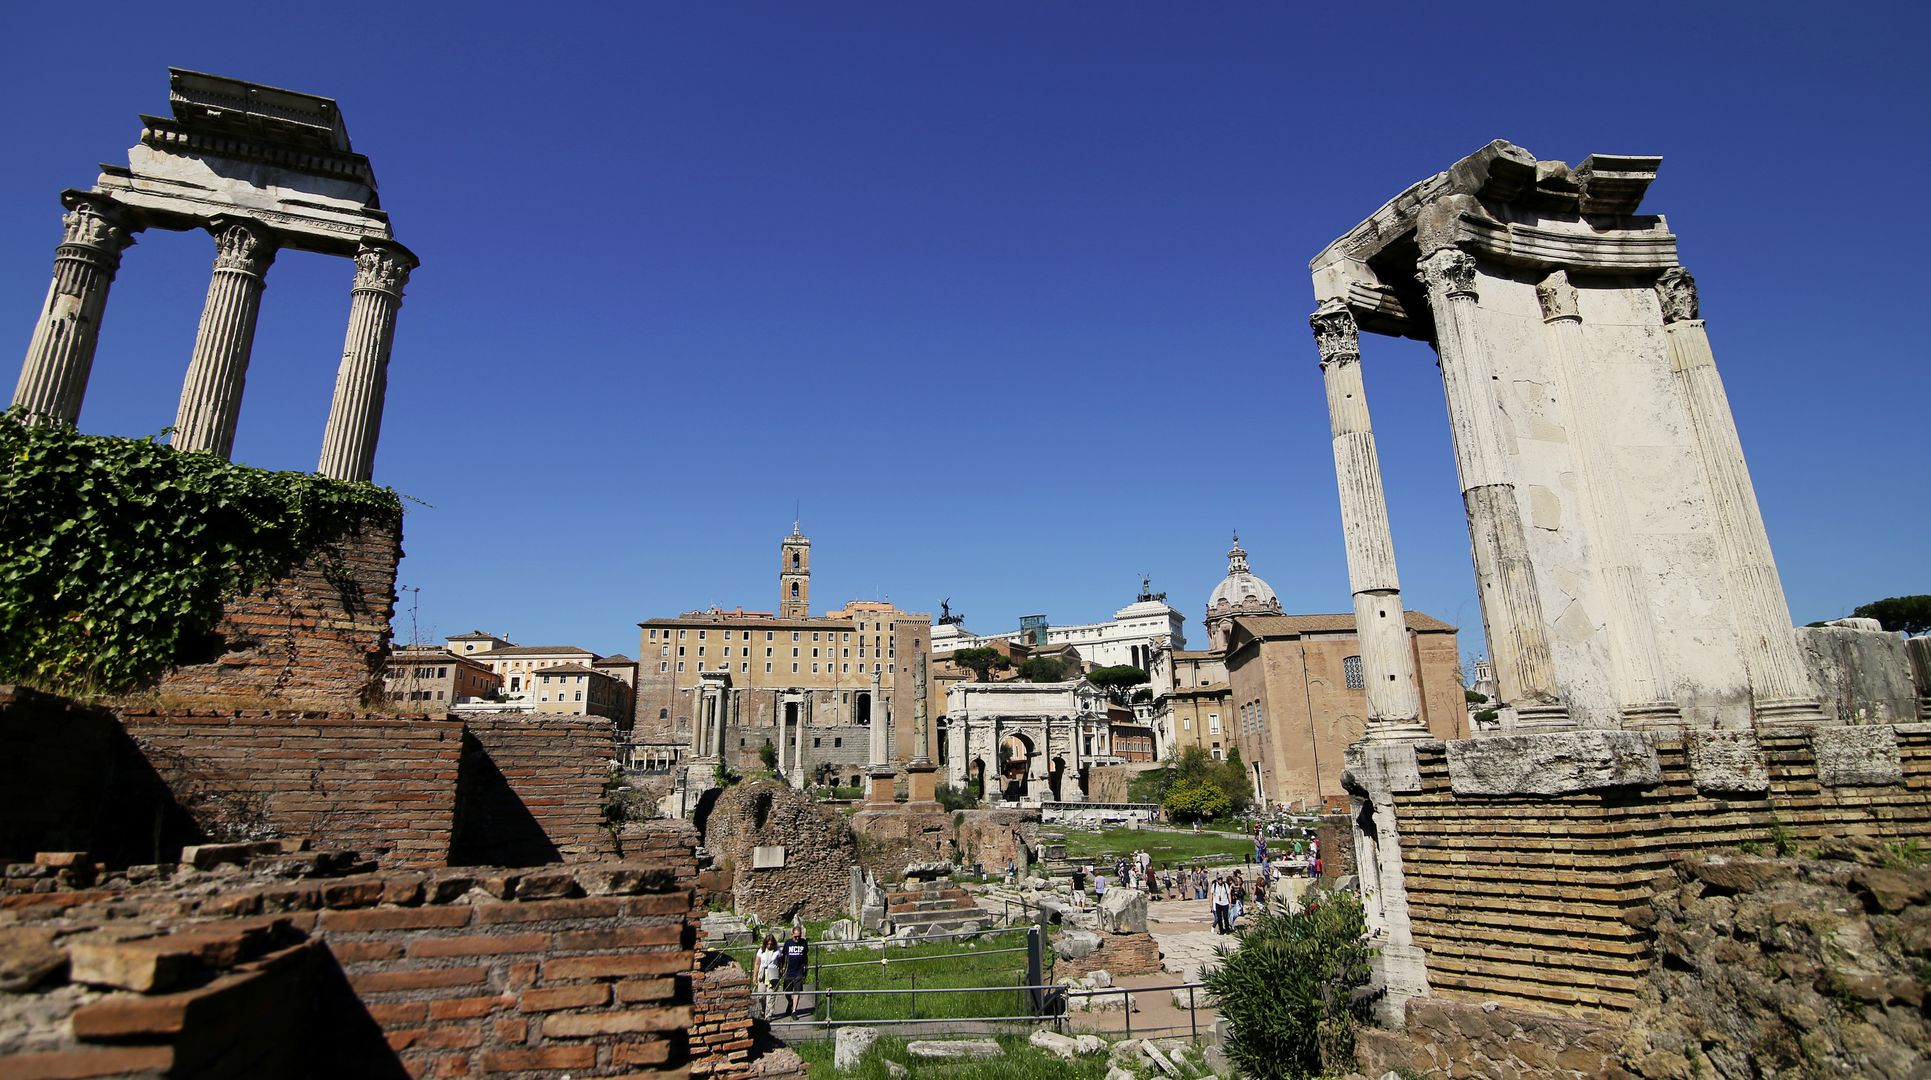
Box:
[999,732,1034,802]
[1048,755,1067,801]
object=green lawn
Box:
[1059,826,1257,868]
[793,1034,1118,1079]
[720,930,1038,1022]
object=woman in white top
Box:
[754,933,781,1011]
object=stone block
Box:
[1098,886,1148,934]
[67,937,197,993]
[0,927,65,992]
[752,845,786,869]
[1687,731,1768,794]
[1029,1029,1082,1059]
[1054,930,1102,960]
[1445,730,1660,796]
[835,1026,880,1070]
[907,1038,1001,1060]
[1810,725,1903,787]
[1797,625,1918,724]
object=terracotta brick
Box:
[0,1045,174,1078]
[542,1005,692,1038]
[506,960,539,989]
[615,976,679,1003]
[350,966,489,993]
[543,953,687,980]
[622,893,696,917]
[419,1024,484,1050]
[491,1017,528,1044]
[368,1001,429,1025]
[478,1046,597,1071]
[614,1039,672,1066]
[518,984,609,1012]
[473,898,623,925]
[428,994,510,1020]
[320,907,473,932]
[332,940,405,963]
[407,933,549,958]
[553,924,685,950]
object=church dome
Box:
[1207,532,1281,616]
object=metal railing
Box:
[1056,981,1213,1043]
[750,978,1216,1044]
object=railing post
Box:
[1124,989,1132,1040]
[910,968,917,1020]
[1189,985,1197,1043]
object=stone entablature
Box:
[11,69,415,483]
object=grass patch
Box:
[719,930,1039,1022]
[1061,826,1257,868]
[793,1034,1117,1079]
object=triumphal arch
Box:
[12,68,415,481]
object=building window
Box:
[1182,715,1192,731]
[658,662,667,672]
[792,664,799,673]
[792,632,800,641]
[1344,655,1364,690]
[698,630,706,639]
[741,663,749,673]
[813,738,821,748]
[767,631,774,641]
[676,662,685,672]
[1209,713,1221,735]
[575,691,582,701]
[765,663,773,673]
[833,738,842,748]
[678,630,686,639]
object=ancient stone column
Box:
[792,696,810,789]
[1416,247,1567,728]
[318,241,416,481]
[1536,272,1680,727]
[13,197,138,424]
[1657,268,1825,724]
[910,653,932,766]
[866,669,889,767]
[174,219,279,457]
[1312,301,1429,741]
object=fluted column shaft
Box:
[318,242,416,481]
[14,198,137,423]
[174,220,278,457]
[1657,269,1824,724]
[1312,301,1426,741]
[1417,247,1566,727]
[867,669,890,769]
[1537,273,1680,726]
[793,696,810,788]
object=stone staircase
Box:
[885,879,994,937]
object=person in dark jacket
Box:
[781,925,810,1018]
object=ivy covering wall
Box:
[0,412,402,696]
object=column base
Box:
[904,762,939,806]
[1363,720,1432,743]
[866,769,898,807]
[1619,701,1685,730]
[1754,697,1829,726]
[1509,702,1573,732]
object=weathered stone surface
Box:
[1054,930,1102,960]
[834,1026,879,1070]
[65,937,195,993]
[704,779,856,923]
[906,1038,1000,1060]
[1445,730,1660,795]
[1029,1029,1082,1059]
[0,927,65,992]
[1797,625,1918,725]
[1680,853,1792,894]
[1686,730,1768,794]
[1098,885,1147,934]
[883,1060,908,1078]
[1810,725,1903,787]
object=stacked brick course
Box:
[118,707,464,869]
[157,515,402,709]
[690,958,754,1077]
[455,715,620,866]
[0,842,698,1078]
[1391,726,1931,1016]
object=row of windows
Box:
[661,660,895,675]
[650,627,894,643]
[388,690,446,701]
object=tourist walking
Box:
[755,934,781,1015]
[1071,864,1087,908]
[1211,876,1232,934]
[780,925,810,1018]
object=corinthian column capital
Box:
[58,197,137,263]
[1656,267,1699,323]
[1310,299,1361,367]
[209,218,278,276]
[352,241,418,298]
[1536,270,1580,322]
[1416,248,1478,301]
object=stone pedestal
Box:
[13,195,136,424]
[866,766,898,807]
[904,762,940,808]
[174,219,278,458]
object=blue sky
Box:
[3,3,1925,661]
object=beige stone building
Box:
[1162,649,1231,759]
[634,527,931,782]
[381,647,501,707]
[1223,612,1464,811]
[532,663,629,720]
[446,630,513,656]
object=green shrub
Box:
[1464,688,1489,704]
[1204,892,1374,1079]
[1163,780,1231,823]
[1473,708,1499,724]
[936,782,978,811]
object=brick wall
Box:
[452,714,620,867]
[1390,726,1931,1016]
[0,848,699,1078]
[116,707,463,869]
[690,956,754,1077]
[158,515,402,709]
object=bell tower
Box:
[779,522,810,619]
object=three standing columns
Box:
[318,242,417,481]
[1657,269,1825,724]
[12,197,137,424]
[1311,300,1428,742]
[174,219,279,457]
[1417,247,1568,728]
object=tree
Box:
[1131,687,1153,704]
[758,739,778,772]
[951,646,1011,682]
[1851,595,1931,635]
[1086,665,1149,701]
[1219,746,1254,816]
[1204,892,1375,1079]
[1163,780,1231,823]
[1016,655,1068,682]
